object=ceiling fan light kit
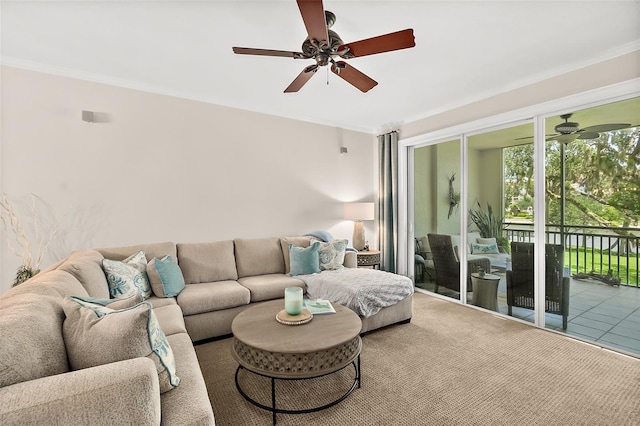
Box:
[232,0,415,93]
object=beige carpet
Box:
[195,292,640,425]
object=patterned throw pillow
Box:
[62,297,180,393]
[318,239,348,270]
[477,237,497,245]
[147,255,186,298]
[69,294,144,315]
[102,250,152,299]
[472,243,500,254]
[288,242,321,276]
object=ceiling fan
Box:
[516,113,634,143]
[232,0,415,93]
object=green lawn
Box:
[564,247,639,286]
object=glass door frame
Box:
[398,78,640,329]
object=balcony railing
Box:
[504,222,640,287]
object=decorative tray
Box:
[276,309,313,326]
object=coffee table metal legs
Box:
[234,355,361,425]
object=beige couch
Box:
[0,236,413,425]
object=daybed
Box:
[0,236,413,425]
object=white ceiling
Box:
[2,1,639,134]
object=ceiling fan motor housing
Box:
[556,121,580,134]
[555,113,580,134]
[301,29,344,62]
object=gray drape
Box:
[377,131,398,272]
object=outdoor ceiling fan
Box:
[232,0,416,93]
[516,113,635,144]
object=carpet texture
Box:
[195,292,640,425]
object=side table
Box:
[357,250,380,269]
[470,272,500,311]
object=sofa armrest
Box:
[0,358,161,426]
[344,251,357,268]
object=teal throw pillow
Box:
[318,239,348,270]
[62,298,180,393]
[102,250,152,299]
[288,242,321,276]
[147,256,186,298]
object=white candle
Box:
[284,287,303,315]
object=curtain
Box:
[377,131,398,272]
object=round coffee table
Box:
[231,299,362,425]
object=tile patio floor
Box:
[416,275,640,357]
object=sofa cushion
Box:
[62,298,180,393]
[318,239,348,270]
[289,242,321,276]
[25,268,89,299]
[177,241,238,284]
[280,236,312,274]
[97,242,176,263]
[147,255,186,297]
[177,281,250,315]
[152,304,188,337]
[237,274,305,302]
[102,251,152,299]
[0,284,70,387]
[161,333,216,425]
[57,249,109,298]
[234,237,285,278]
[145,295,178,309]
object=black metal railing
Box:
[504,222,640,287]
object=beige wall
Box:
[468,147,502,221]
[0,66,376,293]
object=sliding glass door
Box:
[405,93,640,357]
[466,123,534,321]
[543,97,640,354]
[413,139,461,301]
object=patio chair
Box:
[427,233,491,294]
[506,242,570,329]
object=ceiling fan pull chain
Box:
[327,67,330,85]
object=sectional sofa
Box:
[0,236,413,425]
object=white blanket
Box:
[297,268,414,318]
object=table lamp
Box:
[344,202,375,251]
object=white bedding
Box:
[297,268,414,318]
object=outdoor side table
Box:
[471,272,500,311]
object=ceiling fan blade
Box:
[232,47,303,58]
[331,61,378,93]
[577,131,600,140]
[284,67,318,93]
[296,0,328,44]
[339,29,415,58]
[580,123,632,133]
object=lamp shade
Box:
[344,202,375,221]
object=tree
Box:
[504,128,639,229]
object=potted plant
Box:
[468,201,510,253]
